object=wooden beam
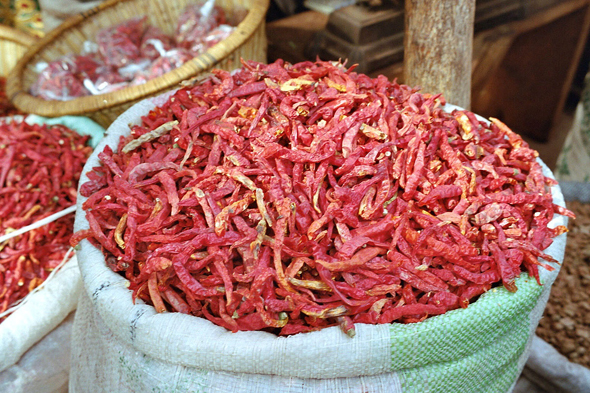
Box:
[404,0,476,108]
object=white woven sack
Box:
[71,93,569,393]
[0,115,104,393]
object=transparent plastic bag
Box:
[83,71,128,95]
[176,0,231,54]
[143,48,194,80]
[140,26,174,60]
[96,16,147,68]
[31,2,237,100]
[202,24,235,50]
[30,56,95,101]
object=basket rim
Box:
[0,24,36,47]
[6,0,269,117]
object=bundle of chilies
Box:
[0,120,92,321]
[73,59,575,337]
[31,0,234,101]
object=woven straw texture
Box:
[70,93,569,393]
[6,0,268,128]
[0,25,34,77]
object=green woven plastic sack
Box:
[71,93,568,393]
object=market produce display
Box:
[0,120,92,320]
[31,1,235,101]
[73,59,574,337]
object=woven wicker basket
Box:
[6,0,269,127]
[0,25,35,77]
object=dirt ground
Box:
[536,200,590,368]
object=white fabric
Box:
[0,313,74,393]
[0,256,81,372]
[71,292,404,393]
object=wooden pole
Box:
[404,0,476,109]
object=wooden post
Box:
[404,0,476,109]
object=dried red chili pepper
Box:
[1,120,92,320]
[74,59,574,337]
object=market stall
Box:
[1,0,589,392]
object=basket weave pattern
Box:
[0,25,34,77]
[6,0,268,127]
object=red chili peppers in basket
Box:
[31,1,236,101]
[0,121,92,320]
[74,59,574,337]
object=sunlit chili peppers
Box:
[75,59,574,337]
[0,120,92,320]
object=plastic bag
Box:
[82,63,128,95]
[31,2,236,100]
[140,26,175,60]
[186,24,235,55]
[96,16,147,68]
[30,56,93,101]
[141,48,194,80]
[70,94,569,393]
[176,0,232,54]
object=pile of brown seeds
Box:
[536,200,590,368]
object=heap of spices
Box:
[74,59,573,336]
[0,120,92,321]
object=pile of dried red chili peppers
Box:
[74,59,574,336]
[0,120,92,320]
